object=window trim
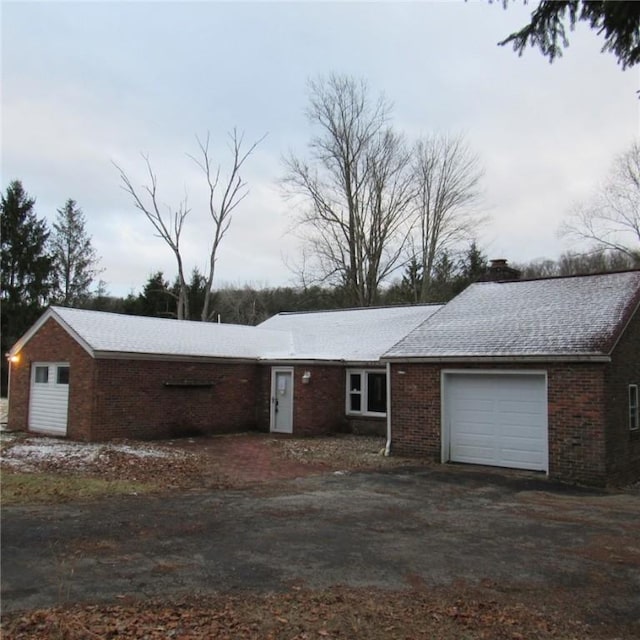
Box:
[346,368,387,417]
[630,384,639,431]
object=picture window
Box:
[347,370,387,416]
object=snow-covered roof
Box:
[13,303,442,363]
[384,270,640,361]
[259,304,443,361]
[18,307,293,360]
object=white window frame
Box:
[346,369,387,417]
[630,384,639,431]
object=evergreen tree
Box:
[126,272,176,317]
[51,199,100,306]
[1,180,55,394]
[453,241,488,294]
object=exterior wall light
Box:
[5,352,19,364]
[302,371,311,384]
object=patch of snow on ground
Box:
[1,437,187,472]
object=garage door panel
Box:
[453,444,496,465]
[456,403,495,415]
[446,373,548,472]
[455,421,496,435]
[497,399,544,414]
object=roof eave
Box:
[9,307,95,359]
[259,357,385,366]
[93,350,260,363]
[381,354,612,364]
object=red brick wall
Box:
[256,365,347,435]
[8,318,95,440]
[605,307,640,484]
[292,365,346,435]
[547,364,607,485]
[389,362,610,485]
[92,358,260,440]
[346,416,386,436]
[256,365,272,432]
[389,365,441,461]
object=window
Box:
[56,366,70,385]
[630,385,639,431]
[34,366,49,383]
[347,370,387,416]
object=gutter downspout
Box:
[384,361,391,456]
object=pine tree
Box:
[1,180,55,393]
[51,199,100,306]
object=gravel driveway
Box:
[2,465,639,627]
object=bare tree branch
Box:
[187,129,267,321]
[283,74,413,306]
[113,157,191,319]
[408,133,485,301]
[114,130,264,321]
[560,141,640,264]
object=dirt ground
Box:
[2,443,640,638]
[1,431,418,497]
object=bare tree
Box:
[114,129,263,320]
[409,134,484,302]
[115,156,191,319]
[561,141,640,264]
[283,74,414,307]
[188,130,264,321]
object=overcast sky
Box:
[2,0,638,297]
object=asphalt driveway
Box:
[2,466,640,626]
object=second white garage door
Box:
[444,373,548,472]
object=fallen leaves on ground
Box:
[1,432,425,503]
[3,584,631,640]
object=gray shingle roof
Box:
[259,304,442,361]
[384,271,640,360]
[17,304,441,363]
[49,307,293,360]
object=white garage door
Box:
[444,373,548,472]
[29,363,70,436]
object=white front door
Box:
[270,368,293,433]
[29,362,70,436]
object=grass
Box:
[1,472,153,505]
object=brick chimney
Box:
[478,258,521,282]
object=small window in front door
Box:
[56,366,70,385]
[35,366,49,383]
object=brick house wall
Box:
[389,361,611,486]
[346,416,386,436]
[91,358,260,440]
[605,308,640,484]
[8,317,261,441]
[292,365,345,436]
[256,365,346,435]
[255,365,272,432]
[7,318,95,440]
[256,364,386,436]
